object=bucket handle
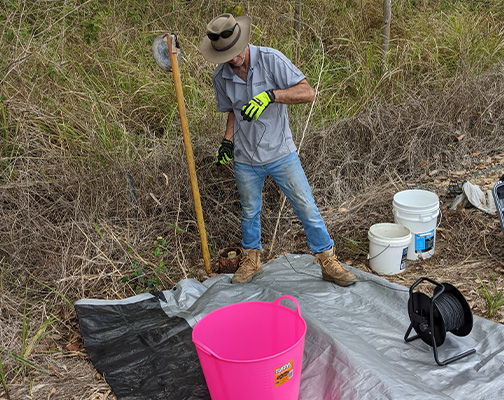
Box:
[393,208,443,234]
[415,208,443,234]
[274,295,302,317]
[193,339,222,359]
[367,244,391,261]
[419,207,443,225]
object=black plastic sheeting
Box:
[76,293,210,400]
[75,254,504,399]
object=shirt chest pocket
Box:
[227,81,249,110]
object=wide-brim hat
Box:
[199,14,251,64]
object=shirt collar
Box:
[221,44,257,80]
[248,44,258,69]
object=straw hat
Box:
[200,14,251,64]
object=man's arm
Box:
[271,79,315,105]
[224,111,235,141]
[241,78,315,121]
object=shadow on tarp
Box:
[75,254,504,400]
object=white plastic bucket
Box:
[392,189,440,261]
[368,223,411,275]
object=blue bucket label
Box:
[414,230,435,252]
[400,247,408,270]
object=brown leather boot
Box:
[314,247,356,286]
[231,249,262,283]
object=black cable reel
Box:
[404,277,475,366]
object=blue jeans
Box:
[234,152,334,253]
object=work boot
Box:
[231,249,262,283]
[314,247,356,287]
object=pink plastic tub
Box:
[192,295,307,400]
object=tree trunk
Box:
[381,0,392,75]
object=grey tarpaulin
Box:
[75,254,504,399]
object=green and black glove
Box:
[241,90,275,121]
[215,138,234,166]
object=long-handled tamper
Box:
[152,34,211,274]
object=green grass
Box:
[0,352,10,400]
[3,1,502,175]
[478,274,504,318]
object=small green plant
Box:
[122,238,170,293]
[340,236,369,256]
[477,274,504,318]
[0,292,55,397]
[19,296,58,366]
[152,237,167,258]
[166,222,182,235]
[0,347,46,383]
[206,231,218,261]
[337,228,369,257]
[0,353,10,400]
[82,21,100,44]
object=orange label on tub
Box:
[275,359,294,387]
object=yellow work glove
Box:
[241,90,275,122]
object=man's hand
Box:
[241,90,275,121]
[215,139,234,166]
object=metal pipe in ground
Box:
[166,35,211,274]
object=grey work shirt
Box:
[212,44,306,165]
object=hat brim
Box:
[199,16,251,64]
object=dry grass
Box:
[1,0,504,398]
[2,67,504,400]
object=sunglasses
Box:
[207,23,238,41]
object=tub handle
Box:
[193,339,221,359]
[274,295,302,317]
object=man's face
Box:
[228,48,247,67]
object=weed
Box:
[82,21,100,44]
[166,222,182,235]
[20,296,58,366]
[29,278,73,308]
[123,238,171,293]
[0,295,54,396]
[0,353,10,400]
[122,259,163,293]
[337,228,369,256]
[477,274,504,318]
[0,348,46,375]
[206,231,218,261]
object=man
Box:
[200,14,356,286]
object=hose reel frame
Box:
[404,277,475,366]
